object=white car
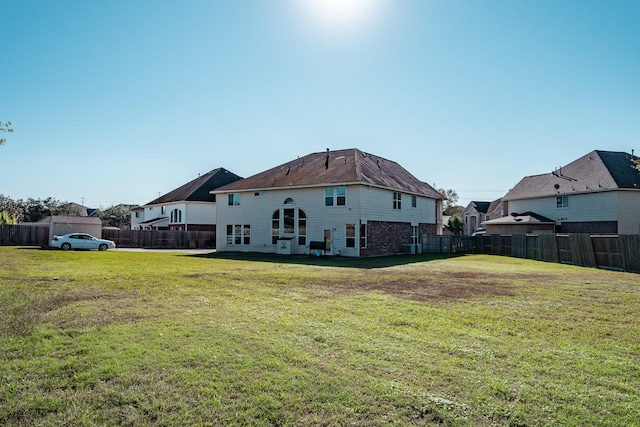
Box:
[471,227,487,236]
[50,233,116,251]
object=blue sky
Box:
[2,0,639,208]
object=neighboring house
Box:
[131,168,243,231]
[498,150,640,234]
[60,202,99,217]
[213,148,444,257]
[461,201,491,236]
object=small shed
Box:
[44,216,103,243]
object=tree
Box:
[97,204,132,228]
[0,211,18,225]
[0,194,24,222]
[0,121,13,145]
[438,188,463,216]
[447,214,463,235]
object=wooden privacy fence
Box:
[101,229,215,249]
[0,224,49,246]
[422,234,640,273]
[0,225,215,249]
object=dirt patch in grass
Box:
[1,286,152,335]
[311,272,519,302]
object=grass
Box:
[1,247,639,426]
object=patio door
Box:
[323,229,332,255]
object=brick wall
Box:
[361,221,437,257]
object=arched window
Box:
[271,208,307,245]
[170,209,182,223]
[284,197,295,205]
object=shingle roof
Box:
[472,201,491,213]
[146,168,243,205]
[482,211,555,225]
[504,150,640,201]
[214,148,443,199]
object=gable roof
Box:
[214,148,443,199]
[146,168,243,205]
[472,201,491,213]
[504,150,640,201]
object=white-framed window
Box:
[556,196,569,208]
[346,224,356,248]
[228,193,240,206]
[411,195,417,208]
[284,197,295,205]
[324,186,347,207]
[254,191,265,197]
[227,224,250,245]
[135,212,140,218]
[298,210,306,245]
[393,192,402,209]
[170,209,182,223]
[411,225,419,245]
[360,224,367,248]
[272,208,307,245]
[161,206,166,214]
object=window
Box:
[227,224,250,245]
[360,224,367,248]
[346,224,356,248]
[135,212,140,218]
[170,208,182,223]
[325,186,347,206]
[336,186,346,206]
[272,208,307,245]
[161,206,166,214]
[283,208,295,234]
[243,224,251,244]
[556,196,569,208]
[411,195,417,208]
[411,226,419,245]
[298,210,307,245]
[393,192,402,209]
[272,211,280,244]
[228,193,240,206]
[325,187,334,206]
[284,197,295,205]
[254,191,265,197]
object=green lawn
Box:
[1,247,639,426]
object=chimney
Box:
[325,148,330,169]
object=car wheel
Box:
[98,244,108,251]
[61,242,71,251]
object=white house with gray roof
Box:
[131,168,242,231]
[497,150,640,234]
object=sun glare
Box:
[292,0,389,41]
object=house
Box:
[213,148,444,257]
[131,168,243,231]
[60,202,99,217]
[496,150,640,234]
[461,201,491,235]
[461,199,505,235]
